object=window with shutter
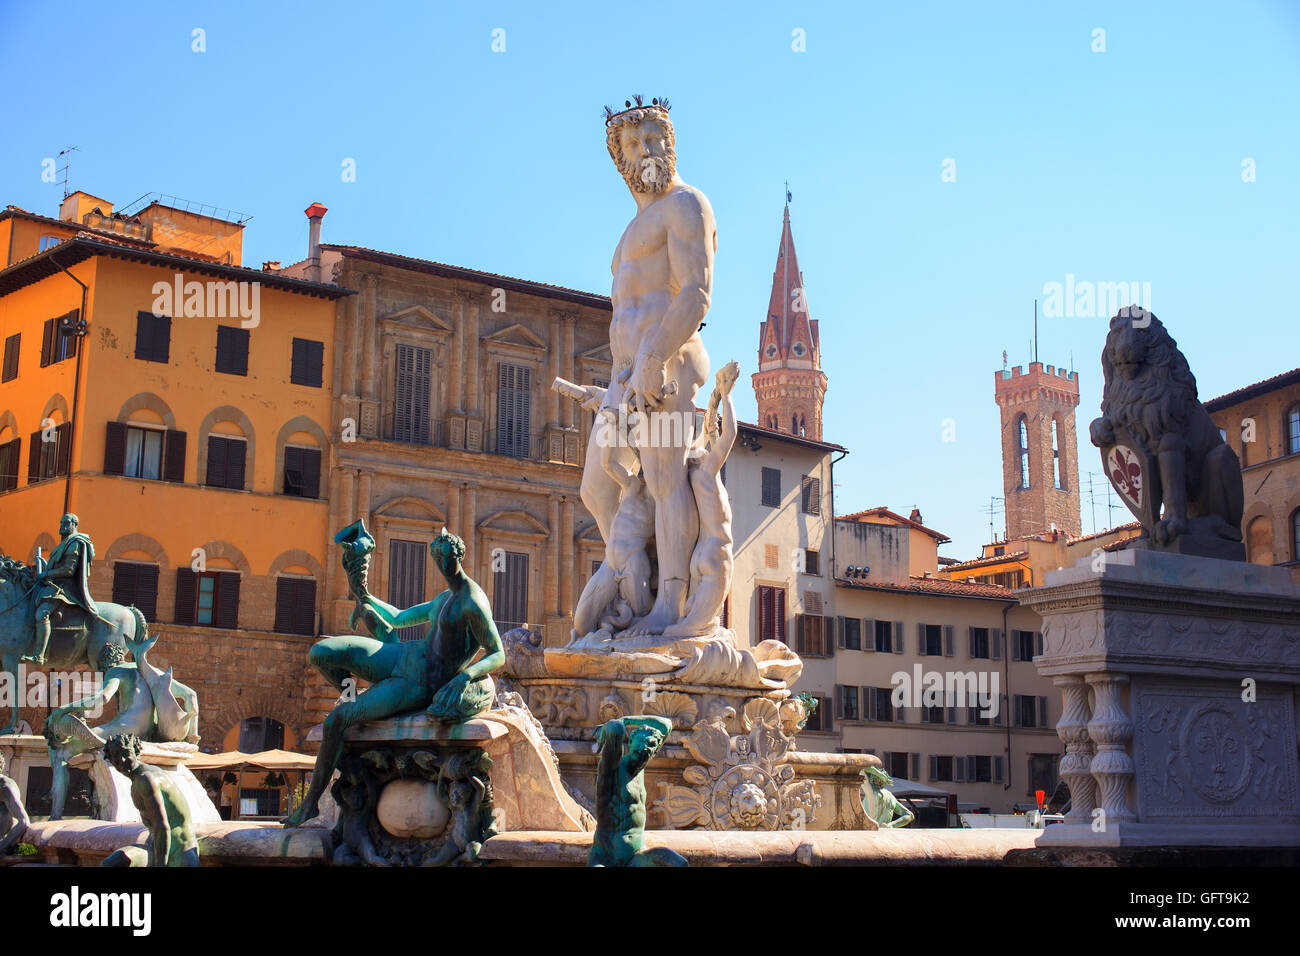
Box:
[215,571,240,629]
[54,423,71,477]
[40,317,54,367]
[0,438,20,492]
[917,622,926,656]
[291,338,324,387]
[991,628,1002,660]
[134,312,170,363]
[394,344,433,443]
[496,363,532,458]
[124,426,163,480]
[103,422,127,475]
[492,550,530,632]
[803,549,820,575]
[113,561,159,621]
[163,430,186,482]
[800,475,821,514]
[215,325,250,376]
[841,616,860,650]
[757,585,786,643]
[1037,696,1049,728]
[1,333,18,382]
[206,436,247,490]
[389,539,428,642]
[283,445,321,498]
[945,624,956,657]
[174,568,197,625]
[274,576,317,635]
[1034,632,1044,656]
[893,620,904,654]
[760,467,781,507]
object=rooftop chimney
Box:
[304,202,327,280]
[909,507,923,525]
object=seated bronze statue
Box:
[282,524,504,827]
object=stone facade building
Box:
[994,361,1081,539]
[1205,367,1300,580]
[297,241,615,685]
[823,510,1062,812]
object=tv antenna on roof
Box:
[1033,298,1039,364]
[57,146,79,199]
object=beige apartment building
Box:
[722,421,843,716]
[828,510,1061,812]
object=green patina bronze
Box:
[860,766,915,829]
[588,715,687,867]
[44,631,199,820]
[0,515,152,735]
[101,733,200,867]
[0,752,30,856]
[282,522,505,827]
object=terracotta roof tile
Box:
[1204,367,1300,411]
[940,550,1029,573]
[321,244,610,308]
[836,575,1016,600]
[838,506,951,543]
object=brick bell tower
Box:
[994,360,1082,539]
[752,201,827,439]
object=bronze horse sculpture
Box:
[0,554,146,735]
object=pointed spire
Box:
[752,191,828,441]
[759,200,815,368]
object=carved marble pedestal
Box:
[316,702,594,866]
[1021,549,1300,847]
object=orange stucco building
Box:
[0,192,351,762]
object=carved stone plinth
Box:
[313,702,594,866]
[1021,549,1300,847]
[330,725,497,867]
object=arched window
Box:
[1247,515,1275,565]
[1017,416,1030,489]
[1051,418,1062,489]
[1287,404,1300,456]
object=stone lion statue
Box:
[1089,308,1244,558]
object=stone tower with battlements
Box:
[994,361,1082,539]
[752,203,827,440]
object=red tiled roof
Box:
[736,420,847,454]
[0,235,352,300]
[321,244,611,310]
[1067,520,1142,546]
[940,550,1029,573]
[836,575,1017,601]
[1,205,157,251]
[1203,367,1300,412]
[1103,533,1142,552]
[838,506,951,543]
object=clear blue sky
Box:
[3,0,1297,558]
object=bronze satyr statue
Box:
[101,733,200,867]
[588,715,687,867]
[1089,308,1245,560]
[0,752,30,855]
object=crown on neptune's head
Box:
[603,95,672,126]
